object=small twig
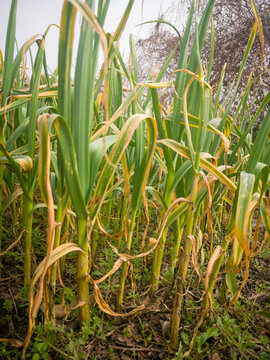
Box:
[0,274,24,282]
[0,230,25,256]
[8,288,18,315]
[48,342,73,359]
[111,345,169,352]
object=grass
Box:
[0,0,269,358]
[0,224,269,358]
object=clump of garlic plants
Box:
[0,0,269,358]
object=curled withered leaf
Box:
[90,277,145,317]
[14,156,33,173]
[205,245,224,293]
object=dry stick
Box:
[0,230,25,256]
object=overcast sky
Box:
[0,0,169,71]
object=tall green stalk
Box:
[116,211,136,309]
[0,0,18,263]
[55,0,137,325]
[48,195,65,319]
[77,217,90,323]
[23,192,33,285]
[171,171,199,347]
[23,38,45,285]
[0,166,3,269]
[150,87,174,294]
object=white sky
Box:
[0,0,171,72]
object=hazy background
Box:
[0,0,168,71]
